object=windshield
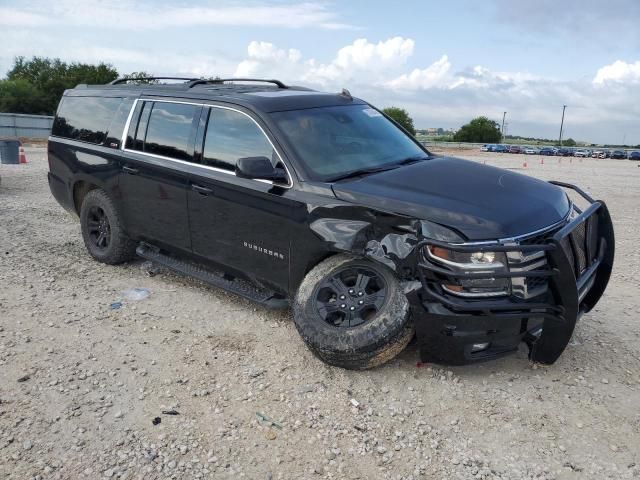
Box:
[271,105,428,181]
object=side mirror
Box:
[236,156,288,183]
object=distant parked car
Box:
[611,150,628,159]
[598,150,610,159]
[508,145,523,154]
[556,148,572,157]
[591,151,600,158]
[574,150,589,158]
[628,151,640,160]
[480,144,494,152]
[539,147,557,156]
[523,146,539,155]
[493,144,508,153]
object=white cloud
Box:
[385,55,452,90]
[332,37,414,70]
[0,7,49,26]
[593,60,640,85]
[1,20,639,144]
[0,1,357,30]
[228,38,640,143]
[235,42,303,77]
[234,37,415,86]
[0,29,237,80]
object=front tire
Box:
[79,189,136,265]
[293,254,414,370]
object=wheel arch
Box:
[289,222,421,298]
[72,180,100,215]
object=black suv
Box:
[48,78,614,369]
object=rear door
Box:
[187,105,298,292]
[119,99,201,252]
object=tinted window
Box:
[202,108,275,171]
[105,98,135,147]
[52,96,123,144]
[271,105,427,181]
[143,102,198,161]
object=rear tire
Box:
[293,254,414,370]
[79,189,136,265]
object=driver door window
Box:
[202,108,276,171]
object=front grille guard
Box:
[414,181,615,363]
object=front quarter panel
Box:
[288,189,431,295]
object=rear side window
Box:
[202,108,275,171]
[128,101,198,161]
[52,96,123,144]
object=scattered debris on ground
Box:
[1,149,639,479]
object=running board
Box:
[136,244,289,309]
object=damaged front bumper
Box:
[407,181,615,365]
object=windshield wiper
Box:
[328,164,403,182]
[396,154,430,165]
[328,155,430,182]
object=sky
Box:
[1,0,639,144]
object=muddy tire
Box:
[293,254,413,370]
[79,189,136,265]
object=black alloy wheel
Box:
[86,205,111,250]
[294,254,413,370]
[79,189,136,264]
[314,266,388,328]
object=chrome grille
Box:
[507,213,597,299]
[573,221,588,273]
[508,225,561,299]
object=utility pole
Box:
[501,111,507,142]
[559,105,567,146]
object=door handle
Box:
[122,166,139,175]
[192,184,213,195]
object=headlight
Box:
[424,245,510,297]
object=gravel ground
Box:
[1,147,639,480]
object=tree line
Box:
[0,56,152,115]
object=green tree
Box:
[119,71,158,84]
[4,56,118,114]
[453,116,502,143]
[382,107,416,136]
[0,79,47,114]
[561,138,576,147]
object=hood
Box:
[331,157,570,240]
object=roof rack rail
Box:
[188,78,288,89]
[108,77,198,85]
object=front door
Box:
[187,106,297,292]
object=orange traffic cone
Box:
[540,157,544,165]
[523,160,528,168]
[18,145,27,164]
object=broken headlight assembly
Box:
[424,245,510,297]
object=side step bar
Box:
[136,244,289,310]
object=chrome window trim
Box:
[119,97,293,189]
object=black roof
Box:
[68,78,366,113]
